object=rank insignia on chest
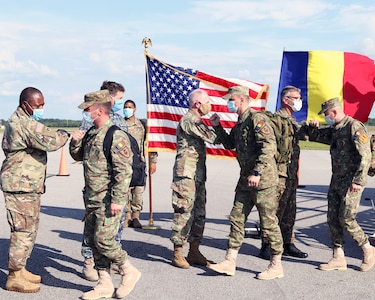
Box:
[115,141,125,150]
[354,129,369,144]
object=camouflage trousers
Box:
[4,192,40,271]
[126,185,145,212]
[170,178,206,246]
[81,188,123,259]
[327,178,368,248]
[277,177,297,244]
[84,203,128,269]
[229,186,283,255]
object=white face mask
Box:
[290,99,302,112]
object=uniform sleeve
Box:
[69,138,83,161]
[212,123,236,150]
[351,122,371,185]
[25,120,69,152]
[308,126,332,145]
[110,131,133,205]
[181,118,220,145]
[252,114,277,175]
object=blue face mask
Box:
[123,108,134,118]
[82,110,98,126]
[325,114,335,125]
[112,99,125,112]
[227,100,238,113]
[32,109,44,121]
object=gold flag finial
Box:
[142,37,152,52]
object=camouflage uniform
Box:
[70,119,133,269]
[309,115,370,248]
[213,107,283,255]
[0,107,69,270]
[125,117,158,213]
[80,111,128,258]
[170,110,220,246]
[273,108,310,244]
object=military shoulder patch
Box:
[254,120,265,132]
[354,129,369,143]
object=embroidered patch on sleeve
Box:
[36,123,44,133]
[254,121,265,132]
[115,141,125,150]
[354,129,369,143]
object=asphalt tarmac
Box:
[1,145,375,300]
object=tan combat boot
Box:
[319,247,347,271]
[360,242,375,272]
[82,257,99,281]
[124,211,132,228]
[187,240,214,266]
[5,269,40,293]
[257,254,284,280]
[21,267,42,283]
[172,245,190,269]
[115,260,141,298]
[82,269,114,300]
[208,248,238,276]
[131,211,142,228]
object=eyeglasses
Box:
[286,96,301,101]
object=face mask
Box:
[123,108,134,118]
[82,109,98,126]
[325,114,335,125]
[32,109,44,121]
[290,99,302,112]
[227,101,238,113]
[112,99,125,112]
[24,101,44,121]
[199,103,212,116]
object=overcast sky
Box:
[1,0,375,121]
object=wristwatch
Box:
[253,170,262,177]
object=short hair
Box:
[124,99,136,108]
[100,81,125,96]
[280,85,301,99]
[94,101,112,114]
[189,89,209,107]
[19,87,42,107]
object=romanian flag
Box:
[276,50,375,123]
[145,52,269,158]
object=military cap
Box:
[222,86,250,100]
[78,90,111,109]
[318,97,342,114]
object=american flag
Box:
[145,53,269,158]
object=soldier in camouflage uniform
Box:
[123,99,158,228]
[259,86,308,260]
[170,89,221,269]
[208,86,284,280]
[0,87,69,293]
[308,97,375,272]
[79,81,128,281]
[70,90,141,299]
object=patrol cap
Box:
[222,86,249,100]
[78,90,111,109]
[318,97,341,114]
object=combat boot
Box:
[257,254,284,280]
[360,242,375,272]
[172,245,190,269]
[5,269,40,293]
[82,269,114,300]
[124,211,132,228]
[187,240,214,266]
[21,267,42,283]
[115,260,141,298]
[131,211,142,228]
[82,257,99,281]
[258,242,270,260]
[319,246,347,271]
[208,248,238,276]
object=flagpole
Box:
[141,37,161,230]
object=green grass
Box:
[300,141,329,150]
